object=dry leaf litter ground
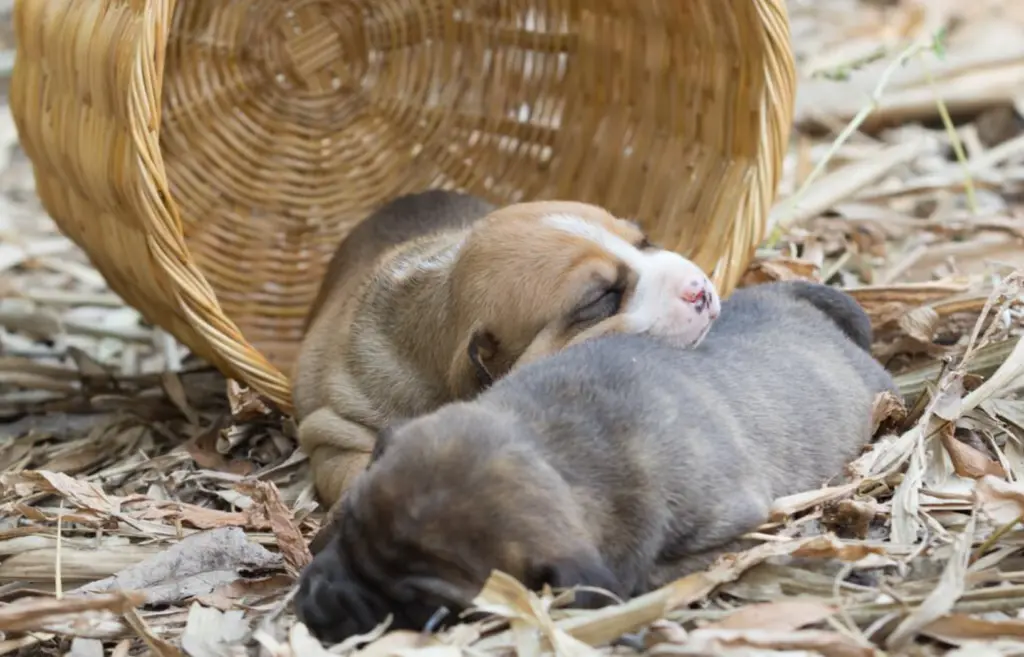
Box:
[3,0,1024,655]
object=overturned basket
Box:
[10,0,796,414]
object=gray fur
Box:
[475,281,894,590]
[295,282,896,643]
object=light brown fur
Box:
[294,191,717,512]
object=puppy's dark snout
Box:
[296,575,343,641]
[295,555,385,645]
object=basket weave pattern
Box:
[10,0,795,413]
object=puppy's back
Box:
[714,280,874,353]
[305,191,495,327]
[481,283,895,528]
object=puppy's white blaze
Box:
[542,213,720,346]
[389,241,463,281]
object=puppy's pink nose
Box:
[680,282,718,318]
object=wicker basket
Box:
[9,0,795,414]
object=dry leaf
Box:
[770,483,861,521]
[931,374,966,423]
[740,257,822,287]
[789,535,886,562]
[984,399,1024,432]
[122,606,184,657]
[195,574,295,611]
[69,638,105,657]
[897,306,940,344]
[944,641,1024,657]
[162,371,200,425]
[871,390,908,435]
[643,620,689,649]
[350,630,447,657]
[821,499,879,539]
[179,603,250,657]
[886,511,977,649]
[0,591,145,633]
[473,571,599,657]
[623,535,891,637]
[75,527,284,605]
[974,475,1024,525]
[240,481,311,575]
[850,282,971,321]
[137,502,254,530]
[7,470,124,514]
[706,600,837,632]
[43,424,146,476]
[649,628,876,657]
[185,417,254,476]
[940,424,1007,479]
[922,613,1024,644]
[226,380,273,421]
[286,623,349,657]
[962,335,1024,415]
[548,579,694,650]
[251,622,345,657]
[850,427,920,480]
[67,346,115,384]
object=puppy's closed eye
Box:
[571,287,624,327]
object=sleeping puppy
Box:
[293,281,896,644]
[293,190,720,509]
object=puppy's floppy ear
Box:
[370,419,409,465]
[525,553,621,609]
[468,330,499,388]
[447,326,500,398]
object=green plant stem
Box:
[919,58,978,214]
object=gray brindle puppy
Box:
[294,281,897,644]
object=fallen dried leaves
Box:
[1,1,1024,656]
[240,481,312,576]
[0,591,145,634]
[705,600,838,632]
[940,423,1007,479]
[974,475,1024,525]
[649,628,877,657]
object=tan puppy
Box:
[294,281,897,644]
[294,190,720,509]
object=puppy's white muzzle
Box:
[624,250,721,348]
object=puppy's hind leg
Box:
[298,408,377,509]
[648,494,771,589]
